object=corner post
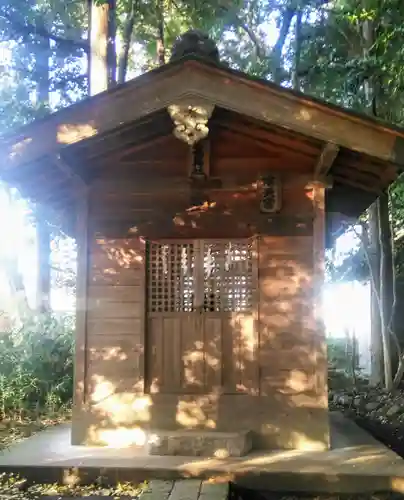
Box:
[312,181,326,337]
[310,179,330,448]
[72,186,90,445]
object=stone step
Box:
[147,429,252,457]
[139,480,229,500]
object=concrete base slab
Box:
[147,430,252,457]
[1,413,404,493]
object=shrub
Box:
[0,314,74,420]
[327,336,368,391]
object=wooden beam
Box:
[54,154,87,189]
[215,119,319,158]
[115,134,174,162]
[314,142,339,179]
[332,175,382,194]
[71,112,166,155]
[82,127,173,162]
[2,59,404,173]
[89,213,314,239]
[91,173,313,195]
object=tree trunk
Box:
[35,17,52,314]
[156,0,165,66]
[117,0,136,84]
[369,203,384,385]
[35,18,50,108]
[107,0,117,87]
[361,3,394,388]
[6,256,30,321]
[87,0,92,93]
[378,194,393,390]
[379,193,394,337]
[2,185,31,322]
[36,215,51,313]
[292,9,302,91]
[89,0,116,94]
[89,0,109,94]
[271,6,295,85]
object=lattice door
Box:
[148,241,195,314]
[147,239,258,394]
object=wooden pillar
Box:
[72,188,89,445]
[312,182,326,334]
[311,141,337,436]
[311,180,330,446]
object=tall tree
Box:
[34,14,52,314]
[89,0,111,94]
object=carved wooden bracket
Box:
[313,142,339,188]
[167,98,215,146]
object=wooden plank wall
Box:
[258,235,317,397]
[85,236,146,406]
[77,125,328,447]
[88,130,316,240]
[84,129,318,401]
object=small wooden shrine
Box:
[1,31,403,454]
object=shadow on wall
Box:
[73,197,328,452]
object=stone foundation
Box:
[147,429,253,457]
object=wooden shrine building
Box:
[1,31,404,455]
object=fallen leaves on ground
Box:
[0,473,146,500]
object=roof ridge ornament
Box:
[167,99,215,146]
[170,29,220,63]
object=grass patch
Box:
[0,314,73,451]
[0,473,146,499]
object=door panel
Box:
[147,239,258,395]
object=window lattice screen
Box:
[203,241,253,313]
[148,240,254,313]
[148,242,195,313]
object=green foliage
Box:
[326,244,369,284]
[0,0,88,132]
[327,336,361,390]
[0,314,73,420]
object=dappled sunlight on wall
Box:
[73,236,150,446]
[85,370,152,446]
[96,426,148,448]
[57,123,97,145]
[176,394,219,429]
[73,230,329,451]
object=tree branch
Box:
[117,0,137,83]
[218,4,266,59]
[1,12,89,53]
[233,16,265,59]
[271,6,295,84]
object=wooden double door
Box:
[146,239,259,395]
